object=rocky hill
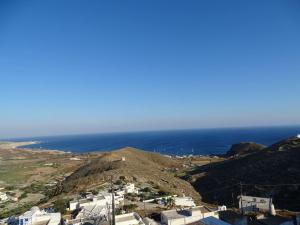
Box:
[187,136,300,211]
[225,142,266,157]
[60,147,201,202]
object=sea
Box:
[7,126,300,156]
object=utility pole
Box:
[231,191,235,208]
[240,182,244,215]
[144,198,146,217]
[111,175,116,225]
[107,202,111,225]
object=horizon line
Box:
[3,123,300,141]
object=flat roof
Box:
[162,209,190,219]
[200,217,231,225]
[33,220,49,225]
[115,213,140,223]
[162,206,218,219]
[190,206,211,213]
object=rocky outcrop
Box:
[226,142,266,157]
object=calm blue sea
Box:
[8,126,300,155]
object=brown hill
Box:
[187,136,300,211]
[61,147,201,202]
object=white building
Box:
[161,206,220,225]
[297,134,300,139]
[174,197,196,207]
[70,192,123,211]
[115,212,145,225]
[124,183,139,194]
[217,206,227,212]
[238,195,276,215]
[69,205,108,225]
[19,206,61,225]
[0,192,8,202]
[116,190,126,196]
[68,192,125,225]
[114,183,139,197]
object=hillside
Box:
[225,142,266,157]
[60,147,201,202]
[187,136,300,211]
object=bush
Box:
[0,203,34,219]
[53,198,70,214]
[5,186,15,191]
[158,187,171,196]
[141,187,152,192]
[20,192,28,199]
[22,182,45,194]
[115,180,123,185]
[91,189,99,195]
[123,204,138,212]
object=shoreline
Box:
[0,141,68,155]
[0,141,224,158]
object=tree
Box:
[165,197,175,209]
[53,198,70,214]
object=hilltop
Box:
[187,136,300,211]
[60,147,201,202]
[225,142,266,157]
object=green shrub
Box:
[91,189,99,195]
[123,204,138,212]
[20,192,28,199]
[53,198,70,214]
[115,180,123,185]
[141,187,152,192]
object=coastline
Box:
[2,126,299,156]
[0,141,68,155]
[0,140,221,160]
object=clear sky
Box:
[1,0,300,138]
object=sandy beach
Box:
[0,141,67,155]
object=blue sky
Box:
[1,0,300,138]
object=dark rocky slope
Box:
[187,136,300,211]
[226,142,266,157]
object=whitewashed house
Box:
[238,195,276,215]
[0,192,8,202]
[70,205,108,225]
[174,197,196,207]
[115,212,145,225]
[124,183,139,194]
[70,192,122,211]
[217,206,227,212]
[161,206,219,225]
[68,192,125,225]
[18,206,61,225]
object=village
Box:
[1,180,299,225]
